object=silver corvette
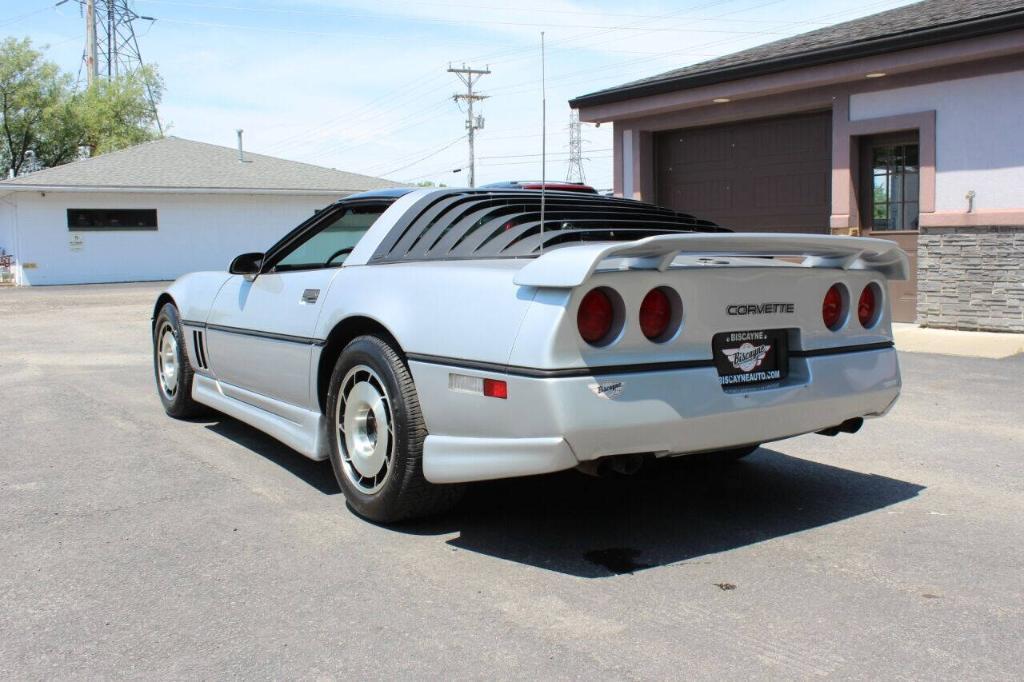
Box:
[153,187,907,522]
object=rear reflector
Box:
[448,373,508,399]
[483,378,508,399]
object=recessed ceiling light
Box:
[713,97,731,103]
[865,72,887,78]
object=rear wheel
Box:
[326,335,463,523]
[153,303,205,418]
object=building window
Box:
[869,143,919,231]
[67,209,158,231]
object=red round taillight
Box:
[858,284,878,328]
[822,284,844,330]
[578,288,614,344]
[640,288,672,340]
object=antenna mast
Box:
[447,64,490,188]
[540,32,547,252]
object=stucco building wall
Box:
[0,191,336,286]
[850,69,1024,214]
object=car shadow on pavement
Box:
[203,418,341,496]
[397,449,925,578]
[198,419,924,578]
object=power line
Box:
[482,0,907,101]
[378,135,467,177]
[459,0,904,77]
[457,0,742,66]
[134,0,805,34]
[0,4,58,28]
[478,155,612,167]
[259,69,452,155]
[477,147,609,160]
[298,97,455,164]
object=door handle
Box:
[301,288,320,304]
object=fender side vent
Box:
[192,330,209,369]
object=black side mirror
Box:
[229,252,263,279]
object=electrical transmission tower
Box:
[447,64,490,188]
[80,0,162,133]
[565,110,586,184]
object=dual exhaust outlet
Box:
[576,417,865,477]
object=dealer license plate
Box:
[712,329,789,387]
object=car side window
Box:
[272,206,384,271]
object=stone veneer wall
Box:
[917,226,1024,333]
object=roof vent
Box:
[236,129,248,163]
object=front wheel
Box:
[326,335,463,523]
[153,303,205,418]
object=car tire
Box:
[326,335,463,523]
[153,302,205,419]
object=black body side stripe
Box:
[790,341,894,357]
[407,353,714,378]
[182,320,326,347]
[407,341,894,378]
[178,320,893,370]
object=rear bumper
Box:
[413,347,900,484]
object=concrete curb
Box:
[893,323,1024,359]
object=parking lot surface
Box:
[1,283,1022,679]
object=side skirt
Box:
[192,375,330,461]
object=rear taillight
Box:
[858,284,878,328]
[822,284,844,330]
[639,288,672,340]
[578,288,614,344]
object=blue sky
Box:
[5,0,915,189]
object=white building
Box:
[0,136,396,285]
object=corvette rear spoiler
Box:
[512,232,910,288]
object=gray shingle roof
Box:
[571,0,1024,108]
[0,136,399,193]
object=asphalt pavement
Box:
[1,283,1022,679]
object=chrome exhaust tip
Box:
[576,453,648,477]
[816,417,864,437]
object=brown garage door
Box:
[655,112,832,233]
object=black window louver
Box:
[370,190,723,264]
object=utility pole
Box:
[566,110,587,184]
[85,0,98,85]
[447,64,490,188]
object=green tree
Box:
[0,37,163,177]
[0,38,68,176]
[75,66,164,155]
